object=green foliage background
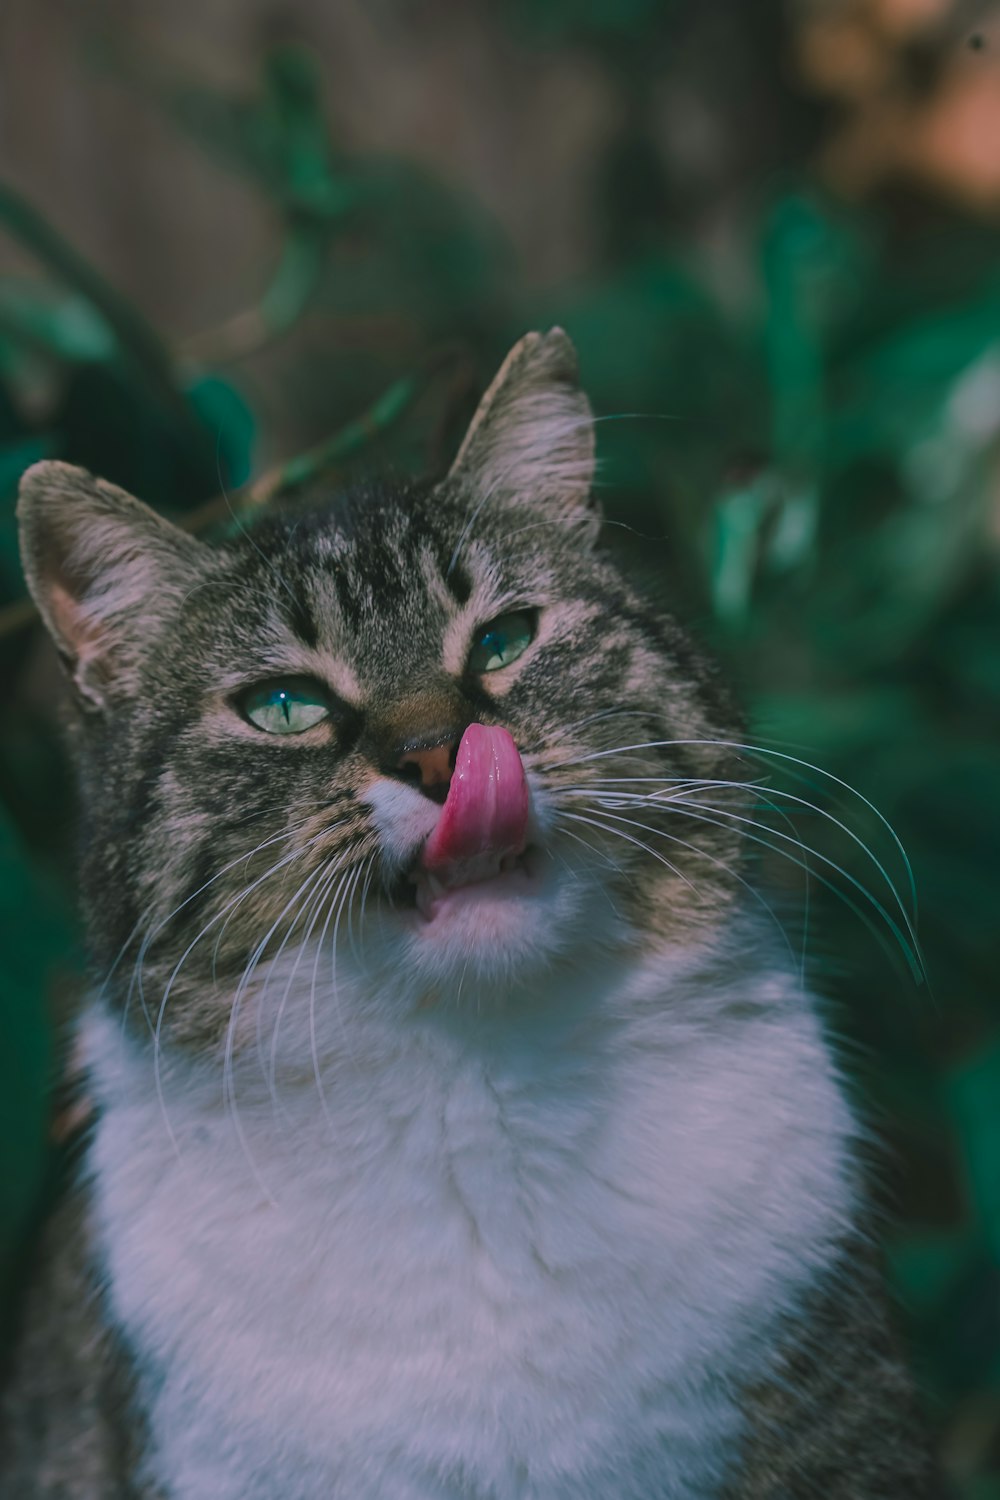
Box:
[1,13,999,1494]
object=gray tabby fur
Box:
[1,330,942,1497]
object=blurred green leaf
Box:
[0,806,75,1279]
[0,434,56,599]
[0,281,115,364]
[887,1230,977,1320]
[949,1038,1000,1264]
[186,374,256,492]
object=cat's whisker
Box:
[573,790,924,983]
[550,827,629,923]
[210,826,337,980]
[558,809,700,898]
[568,774,766,792]
[151,836,330,1157]
[548,741,921,976]
[331,860,367,995]
[246,853,347,1106]
[307,853,367,1129]
[600,777,923,976]
[264,853,350,1112]
[560,805,804,978]
[550,736,918,920]
[125,822,318,1060]
[266,857,349,1114]
[221,856,336,1204]
[352,852,379,969]
[664,795,925,979]
[126,813,326,1038]
[551,776,761,804]
[344,846,379,971]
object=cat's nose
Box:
[395,738,458,803]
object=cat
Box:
[1,329,942,1497]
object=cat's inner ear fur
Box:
[448,328,599,542]
[18,461,205,711]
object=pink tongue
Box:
[421,724,529,889]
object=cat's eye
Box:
[467,610,536,674]
[239,679,331,735]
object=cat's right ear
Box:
[447,328,599,544]
[18,461,206,711]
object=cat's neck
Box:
[79,927,856,1500]
[83,922,815,1172]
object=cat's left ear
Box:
[447,328,598,544]
[18,461,207,711]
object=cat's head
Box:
[19,329,742,1051]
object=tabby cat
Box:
[1,330,942,1497]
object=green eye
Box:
[467,610,536,674]
[241,680,331,735]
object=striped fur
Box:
[2,330,941,1497]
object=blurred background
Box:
[0,0,999,1491]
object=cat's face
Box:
[20,330,741,1052]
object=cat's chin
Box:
[401,846,550,964]
[383,845,597,987]
[409,845,543,924]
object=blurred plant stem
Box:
[0,343,467,639]
[0,181,208,457]
[96,40,349,369]
[180,222,330,364]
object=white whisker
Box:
[551,736,918,920]
[151,834,328,1157]
[266,853,350,1111]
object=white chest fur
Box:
[85,950,854,1500]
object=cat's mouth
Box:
[390,722,539,924]
[399,844,543,923]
